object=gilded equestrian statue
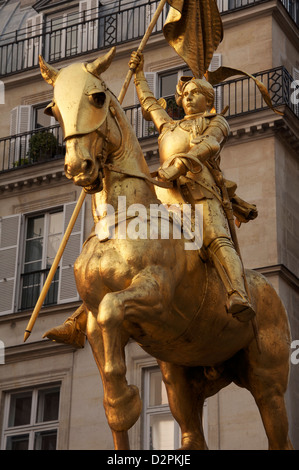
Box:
[39,48,293,450]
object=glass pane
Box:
[44,268,60,306]
[23,260,42,273]
[47,234,61,262]
[25,238,43,263]
[48,212,63,235]
[8,392,32,427]
[150,413,174,450]
[35,107,52,129]
[27,216,44,239]
[149,371,168,406]
[36,387,60,423]
[34,430,57,450]
[160,73,178,98]
[6,434,29,450]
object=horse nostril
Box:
[64,163,71,175]
[82,159,94,174]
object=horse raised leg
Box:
[93,264,176,441]
[86,308,131,449]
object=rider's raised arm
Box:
[130,52,172,133]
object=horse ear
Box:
[86,47,116,77]
[39,55,59,86]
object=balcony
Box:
[0,0,297,78]
[0,66,297,174]
[0,125,65,173]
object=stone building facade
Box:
[0,0,298,450]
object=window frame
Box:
[142,366,181,450]
[19,208,64,311]
[158,67,192,100]
[1,384,61,451]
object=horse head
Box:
[39,47,117,193]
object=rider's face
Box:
[182,82,208,115]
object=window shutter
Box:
[58,201,85,304]
[10,107,18,136]
[146,2,162,32]
[0,81,4,105]
[9,106,32,165]
[10,105,32,135]
[209,54,223,113]
[25,14,44,68]
[79,0,99,53]
[217,0,228,13]
[0,215,21,315]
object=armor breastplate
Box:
[158,115,210,165]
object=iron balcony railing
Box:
[0,66,297,174]
[0,124,65,173]
[0,0,298,78]
[21,267,59,311]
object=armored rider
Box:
[130,51,256,323]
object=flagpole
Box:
[117,0,168,104]
[24,0,168,342]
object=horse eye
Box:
[90,92,106,108]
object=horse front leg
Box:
[96,266,172,437]
[86,310,131,449]
[94,292,142,434]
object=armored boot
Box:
[43,304,87,348]
[207,237,255,322]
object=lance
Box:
[24,0,168,342]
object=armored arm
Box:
[130,52,172,133]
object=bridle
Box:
[95,103,174,190]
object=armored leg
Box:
[43,303,87,348]
[207,237,255,322]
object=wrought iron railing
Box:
[0,0,297,78]
[20,267,59,310]
[218,0,298,25]
[0,66,297,173]
[0,1,169,77]
[0,125,65,173]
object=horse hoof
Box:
[105,385,142,432]
[179,434,208,450]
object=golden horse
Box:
[39,48,293,450]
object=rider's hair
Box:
[175,77,215,111]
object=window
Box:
[20,210,63,310]
[45,1,99,60]
[47,10,80,61]
[158,68,192,120]
[0,201,85,316]
[34,104,54,129]
[2,385,60,450]
[142,367,180,450]
[142,366,209,450]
